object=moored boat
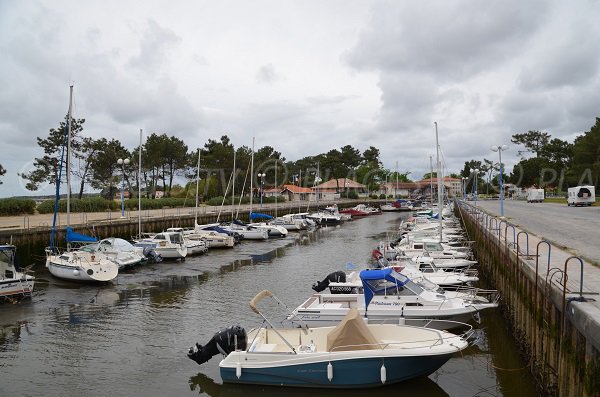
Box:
[1,245,35,301]
[188,290,470,388]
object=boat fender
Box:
[380,363,387,384]
[327,362,333,381]
[236,362,242,379]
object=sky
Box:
[1,0,600,198]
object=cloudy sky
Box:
[1,0,599,198]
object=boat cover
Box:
[360,268,410,308]
[66,226,98,243]
[326,308,379,352]
[250,212,273,220]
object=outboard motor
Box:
[142,246,163,263]
[187,326,247,365]
[312,271,347,293]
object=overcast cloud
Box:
[1,0,599,197]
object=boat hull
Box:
[220,352,454,388]
[0,277,34,299]
[46,253,118,282]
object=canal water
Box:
[0,212,538,396]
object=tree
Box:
[0,163,5,184]
[89,138,130,199]
[421,172,438,180]
[20,116,86,193]
[568,118,600,189]
[511,130,551,158]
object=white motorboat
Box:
[136,231,188,259]
[166,228,209,255]
[222,220,269,240]
[188,290,470,388]
[1,245,34,301]
[187,224,235,248]
[270,214,307,231]
[292,268,498,329]
[307,209,342,225]
[391,238,471,260]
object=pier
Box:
[457,200,599,396]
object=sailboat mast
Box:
[66,84,73,229]
[274,159,278,218]
[395,161,398,199]
[429,155,434,209]
[435,121,443,241]
[138,129,143,238]
[250,137,255,210]
[231,147,236,221]
[195,148,200,225]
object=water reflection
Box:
[189,372,449,397]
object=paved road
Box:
[475,199,600,265]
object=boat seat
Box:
[251,343,278,352]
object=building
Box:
[280,184,313,201]
[417,177,462,198]
[312,178,368,200]
[378,182,420,198]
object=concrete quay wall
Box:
[457,201,600,396]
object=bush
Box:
[124,197,192,210]
[379,194,386,199]
[347,190,359,199]
[37,197,119,214]
[0,198,37,216]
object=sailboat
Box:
[248,154,288,238]
[45,85,119,282]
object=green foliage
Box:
[124,197,191,210]
[378,194,386,199]
[511,130,551,157]
[207,196,250,206]
[37,197,118,214]
[347,190,359,199]
[0,198,36,215]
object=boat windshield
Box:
[424,242,444,251]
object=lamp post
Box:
[490,145,509,217]
[462,177,468,199]
[117,158,130,218]
[472,168,480,209]
[345,180,350,199]
[257,172,266,209]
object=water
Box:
[0,213,538,396]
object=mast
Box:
[274,159,278,218]
[395,161,399,200]
[66,84,73,230]
[429,155,434,208]
[250,137,255,211]
[194,148,201,225]
[231,147,236,221]
[138,129,143,238]
[435,122,443,241]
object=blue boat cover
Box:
[250,212,273,220]
[66,226,98,243]
[360,268,410,308]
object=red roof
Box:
[281,184,313,194]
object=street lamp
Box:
[461,177,468,199]
[490,145,509,217]
[257,172,266,208]
[117,158,130,218]
[472,168,480,209]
